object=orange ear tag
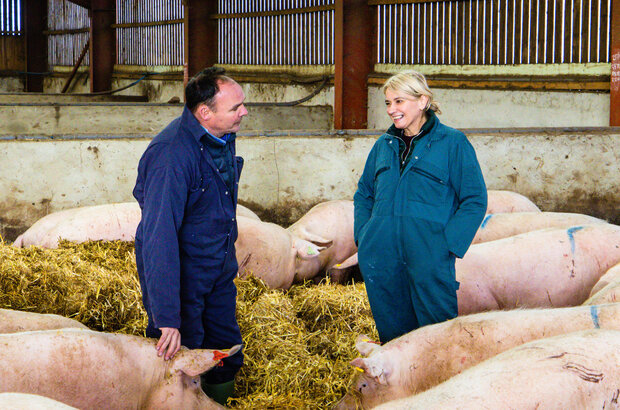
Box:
[213,351,230,361]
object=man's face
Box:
[203,81,248,138]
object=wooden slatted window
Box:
[0,0,23,70]
[0,0,20,35]
[216,0,335,65]
[376,0,612,65]
[47,0,89,66]
[115,0,184,66]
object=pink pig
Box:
[0,328,241,409]
[0,309,88,333]
[287,200,358,283]
[0,393,78,409]
[13,203,259,249]
[336,303,620,409]
[485,189,540,213]
[235,216,332,289]
[473,211,606,244]
[457,223,620,314]
[374,329,620,409]
[585,263,620,305]
[13,202,141,249]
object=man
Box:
[133,67,248,405]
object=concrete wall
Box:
[1,129,618,241]
[0,78,24,92]
[3,74,611,130]
[0,103,332,135]
[41,74,334,107]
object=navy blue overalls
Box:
[133,106,243,383]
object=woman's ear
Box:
[419,95,430,111]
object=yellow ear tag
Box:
[353,366,364,373]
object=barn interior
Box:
[1,0,620,408]
[1,0,619,240]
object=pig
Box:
[14,202,260,249]
[335,303,620,409]
[457,223,620,314]
[281,193,543,283]
[373,329,620,409]
[485,189,540,213]
[235,216,332,289]
[0,328,241,409]
[287,200,357,283]
[473,211,607,244]
[589,262,620,296]
[585,280,620,305]
[13,202,142,249]
[0,309,88,333]
[584,267,620,305]
[236,204,260,220]
[0,392,78,409]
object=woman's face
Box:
[384,88,428,134]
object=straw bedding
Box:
[0,238,377,409]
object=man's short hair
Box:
[185,67,233,112]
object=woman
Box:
[354,71,487,343]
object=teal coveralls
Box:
[354,111,487,343]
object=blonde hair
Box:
[382,70,441,114]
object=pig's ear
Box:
[350,357,389,385]
[295,229,332,247]
[172,344,243,377]
[335,253,358,269]
[355,334,381,356]
[294,238,333,259]
[328,253,359,282]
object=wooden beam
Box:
[44,28,90,35]
[66,0,90,10]
[334,0,374,129]
[210,5,335,19]
[89,0,115,93]
[111,19,184,29]
[334,0,344,129]
[611,0,620,125]
[369,0,450,4]
[62,38,90,93]
[369,75,610,91]
[184,0,218,84]
[23,0,47,92]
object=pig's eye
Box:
[192,378,200,387]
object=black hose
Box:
[7,70,331,106]
[245,76,330,107]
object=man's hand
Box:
[157,327,181,360]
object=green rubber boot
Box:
[202,380,235,406]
